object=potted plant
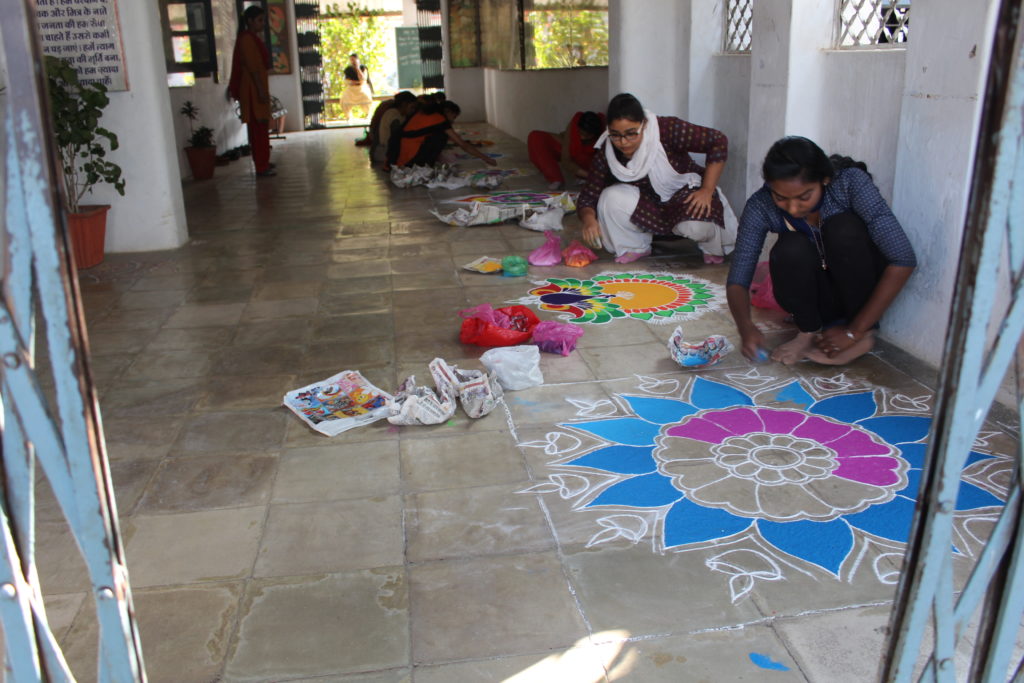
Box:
[44,56,125,269]
[179,101,217,180]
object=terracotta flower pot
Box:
[66,204,110,269]
[185,146,217,180]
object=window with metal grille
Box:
[838,0,910,48]
[724,0,752,53]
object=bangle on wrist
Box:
[844,329,859,341]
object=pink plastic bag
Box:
[458,303,511,327]
[528,230,562,266]
[750,261,784,311]
[531,320,585,356]
[562,240,598,268]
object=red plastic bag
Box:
[528,230,562,266]
[459,304,540,347]
[531,320,585,356]
[750,261,784,311]
[562,240,598,268]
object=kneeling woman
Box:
[726,136,917,365]
[579,93,735,264]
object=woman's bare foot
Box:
[806,332,876,365]
[770,331,817,365]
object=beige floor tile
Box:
[121,349,217,380]
[599,627,805,682]
[214,344,306,376]
[36,520,91,594]
[400,433,529,492]
[241,297,319,322]
[255,496,404,576]
[165,303,246,328]
[578,342,683,380]
[503,381,614,429]
[409,552,588,664]
[406,483,553,562]
[198,373,294,410]
[137,453,277,513]
[273,442,401,503]
[313,311,394,342]
[413,644,613,683]
[124,506,264,587]
[562,544,763,635]
[175,410,288,454]
[99,378,204,418]
[226,569,409,681]
[135,582,242,683]
[145,326,234,351]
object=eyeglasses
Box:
[607,122,644,142]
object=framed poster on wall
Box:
[448,0,480,67]
[267,0,291,73]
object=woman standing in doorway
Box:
[229,5,274,177]
[340,54,374,120]
[726,136,916,365]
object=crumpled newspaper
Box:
[424,164,470,190]
[667,327,735,369]
[432,359,503,418]
[390,164,437,188]
[386,358,457,425]
[431,201,529,227]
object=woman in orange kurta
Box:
[229,6,274,176]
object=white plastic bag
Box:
[480,345,544,391]
[519,205,565,232]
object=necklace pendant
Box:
[821,260,828,271]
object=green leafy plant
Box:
[179,100,216,149]
[44,56,125,213]
[526,5,609,69]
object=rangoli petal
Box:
[663,497,753,548]
[809,391,878,423]
[758,518,854,575]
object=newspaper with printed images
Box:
[283,370,393,436]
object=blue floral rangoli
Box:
[520,373,1010,601]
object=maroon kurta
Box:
[577,116,729,235]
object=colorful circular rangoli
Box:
[515,271,724,324]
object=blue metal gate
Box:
[882,0,1024,680]
[0,0,145,680]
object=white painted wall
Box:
[817,51,906,203]
[607,0,690,115]
[482,68,609,143]
[688,1,750,212]
[445,67,486,122]
[886,1,994,365]
[87,0,187,252]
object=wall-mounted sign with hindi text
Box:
[36,0,128,91]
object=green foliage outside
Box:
[527,7,609,69]
[320,3,391,120]
[44,56,125,213]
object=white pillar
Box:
[607,0,691,116]
[90,1,187,253]
[884,0,995,365]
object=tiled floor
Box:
[32,124,1019,682]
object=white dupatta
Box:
[593,109,695,202]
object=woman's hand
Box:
[683,186,715,219]
[581,216,602,250]
[739,326,767,362]
[816,326,861,358]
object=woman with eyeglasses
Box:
[578,93,736,264]
[726,136,916,366]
